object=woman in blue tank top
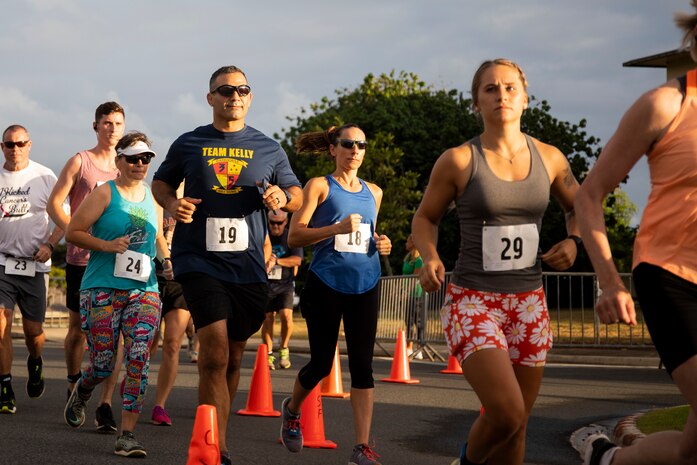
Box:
[279,124,391,464]
[412,59,581,465]
[65,132,170,458]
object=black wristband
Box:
[45,242,54,251]
[567,235,582,248]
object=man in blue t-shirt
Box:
[152,65,301,465]
[263,210,302,370]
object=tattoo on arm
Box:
[562,167,577,188]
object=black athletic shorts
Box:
[633,262,697,375]
[157,277,189,316]
[265,284,294,313]
[178,272,268,341]
[65,263,86,313]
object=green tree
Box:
[602,188,637,272]
[276,71,636,273]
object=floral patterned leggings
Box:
[79,288,161,413]
[440,283,552,367]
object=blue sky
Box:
[0,0,691,222]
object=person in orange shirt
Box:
[575,3,697,465]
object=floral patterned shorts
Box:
[440,283,552,367]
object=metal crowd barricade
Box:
[376,271,652,359]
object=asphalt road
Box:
[0,339,683,465]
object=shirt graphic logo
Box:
[208,158,248,194]
[0,186,32,218]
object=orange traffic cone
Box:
[321,345,350,398]
[237,344,281,417]
[440,355,463,374]
[300,384,337,449]
[381,329,420,384]
[186,404,219,465]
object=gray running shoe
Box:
[279,347,291,369]
[349,444,382,465]
[114,431,147,457]
[267,353,276,370]
[280,397,302,452]
[0,383,16,414]
[26,355,45,399]
[64,380,91,428]
[95,403,118,433]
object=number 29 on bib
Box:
[482,223,539,271]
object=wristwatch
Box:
[282,188,292,205]
[567,235,583,249]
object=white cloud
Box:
[0,87,42,117]
[26,0,81,13]
[172,93,211,127]
[0,0,691,219]
[273,81,310,129]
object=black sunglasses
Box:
[120,155,153,165]
[269,220,286,225]
[337,139,367,150]
[211,84,252,98]
[2,140,29,149]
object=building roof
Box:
[623,48,689,68]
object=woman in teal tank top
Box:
[65,132,171,458]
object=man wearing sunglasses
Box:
[47,102,125,433]
[0,125,62,415]
[262,210,302,371]
[152,65,302,465]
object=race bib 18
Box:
[334,223,371,254]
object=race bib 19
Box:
[5,257,36,277]
[482,223,539,271]
[114,250,152,282]
[334,223,371,254]
[206,217,249,252]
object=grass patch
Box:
[636,405,689,434]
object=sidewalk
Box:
[18,320,662,367]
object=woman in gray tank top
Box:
[412,59,582,465]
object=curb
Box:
[547,354,660,367]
